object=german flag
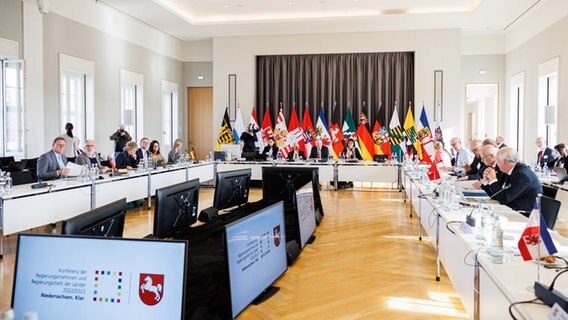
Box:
[216,108,235,150]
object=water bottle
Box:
[475,206,487,240]
[489,221,504,264]
[209,151,213,162]
[5,172,12,194]
[93,164,100,179]
[1,309,15,320]
[226,150,232,162]
[23,312,39,320]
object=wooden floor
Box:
[0,187,470,319]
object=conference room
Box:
[1,0,568,319]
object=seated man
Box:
[536,136,557,169]
[136,137,151,165]
[449,137,474,177]
[309,137,329,160]
[287,143,305,161]
[460,139,482,181]
[473,144,502,190]
[37,137,71,180]
[76,139,109,173]
[482,147,542,213]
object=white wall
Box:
[211,29,462,149]
[505,14,568,161]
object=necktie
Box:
[539,151,543,163]
[455,151,459,166]
[56,154,64,169]
[318,149,321,159]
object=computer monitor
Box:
[224,201,287,318]
[154,179,200,238]
[213,169,251,210]
[12,234,188,320]
[61,198,127,237]
[295,182,317,249]
[262,166,324,223]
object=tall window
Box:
[59,54,94,144]
[509,72,524,156]
[120,70,144,142]
[1,60,25,158]
[162,80,178,151]
[60,69,86,142]
[538,57,559,148]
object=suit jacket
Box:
[483,163,543,212]
[261,145,279,159]
[37,150,68,180]
[465,155,482,180]
[309,145,329,159]
[115,151,138,169]
[341,147,362,160]
[287,150,306,161]
[75,153,102,169]
[499,143,507,149]
[538,147,557,168]
[136,148,151,165]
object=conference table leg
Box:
[398,166,402,192]
[0,198,3,259]
[418,196,423,241]
[435,209,441,282]
[147,172,152,209]
[409,180,413,218]
[473,252,480,320]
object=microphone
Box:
[430,175,454,198]
[466,184,511,227]
[31,177,48,189]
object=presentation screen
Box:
[12,234,188,320]
[225,201,287,318]
[295,182,317,249]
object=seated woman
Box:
[261,137,279,159]
[168,138,183,164]
[552,143,567,168]
[75,139,109,172]
[287,143,305,161]
[149,140,167,166]
[341,138,362,160]
[433,141,452,169]
[115,141,138,169]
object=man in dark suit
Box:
[536,136,557,168]
[287,143,305,161]
[309,137,329,160]
[496,136,507,149]
[136,137,151,165]
[461,139,482,180]
[482,147,543,213]
[473,145,501,190]
[37,137,70,180]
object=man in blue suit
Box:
[37,137,70,180]
[483,147,543,213]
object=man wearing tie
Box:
[536,136,557,168]
[37,137,71,180]
[309,137,329,160]
[136,137,151,165]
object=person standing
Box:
[110,124,132,158]
[59,122,80,158]
[239,124,258,154]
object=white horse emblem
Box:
[140,275,163,303]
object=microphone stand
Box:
[466,184,511,227]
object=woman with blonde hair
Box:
[433,141,452,168]
[168,138,183,164]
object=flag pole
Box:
[536,194,542,283]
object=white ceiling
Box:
[98,0,545,41]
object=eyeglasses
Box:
[85,145,95,147]
[481,154,492,160]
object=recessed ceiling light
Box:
[224,4,228,9]
[479,69,487,75]
[288,2,292,5]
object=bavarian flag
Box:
[403,106,423,159]
[216,108,235,151]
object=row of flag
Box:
[216,103,446,166]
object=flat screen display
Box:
[295,182,317,249]
[12,234,188,320]
[225,201,287,318]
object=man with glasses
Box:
[472,144,500,189]
[535,136,557,168]
[449,137,474,177]
[76,139,109,173]
[460,139,482,180]
[37,137,71,180]
[480,147,542,213]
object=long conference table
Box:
[403,166,568,320]
[0,160,401,258]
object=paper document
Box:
[65,161,83,177]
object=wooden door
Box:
[188,87,213,160]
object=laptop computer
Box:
[553,167,568,184]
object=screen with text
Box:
[12,235,187,320]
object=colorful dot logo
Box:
[92,270,124,304]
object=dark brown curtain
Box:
[256,52,414,128]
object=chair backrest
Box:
[11,170,35,186]
[541,195,561,230]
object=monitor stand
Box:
[252,285,280,305]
